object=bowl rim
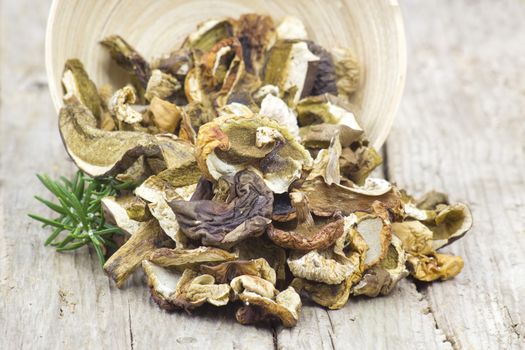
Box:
[45,0,406,149]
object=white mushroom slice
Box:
[101,196,141,235]
[259,94,300,139]
[276,16,308,40]
[287,250,357,285]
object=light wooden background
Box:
[1,0,524,349]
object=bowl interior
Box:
[46,0,406,149]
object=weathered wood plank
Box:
[385,1,525,349]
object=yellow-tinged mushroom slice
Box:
[196,114,313,193]
[144,69,181,102]
[352,236,408,297]
[200,258,276,284]
[148,246,238,270]
[339,139,383,185]
[144,96,183,134]
[290,277,354,310]
[263,40,320,103]
[231,275,302,328]
[58,101,197,177]
[101,195,143,235]
[143,262,231,311]
[62,59,102,121]
[184,18,236,52]
[295,94,363,131]
[406,252,464,282]
[299,123,363,149]
[103,219,173,288]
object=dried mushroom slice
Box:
[299,177,403,217]
[295,94,362,131]
[290,277,353,310]
[155,48,194,80]
[62,59,102,120]
[144,69,181,102]
[148,247,237,270]
[145,96,182,134]
[354,203,392,269]
[406,252,464,282]
[259,94,300,140]
[429,203,473,250]
[331,47,360,98]
[391,221,434,255]
[58,101,196,177]
[272,192,297,222]
[231,276,301,328]
[108,85,143,124]
[196,114,312,193]
[307,134,342,185]
[100,35,151,89]
[352,236,408,297]
[339,141,382,185]
[172,269,231,309]
[305,41,338,96]
[276,16,308,41]
[169,170,273,247]
[263,40,320,103]
[268,191,345,251]
[287,249,358,285]
[299,123,363,149]
[142,260,182,311]
[236,237,287,287]
[236,287,301,328]
[185,18,235,52]
[200,258,276,284]
[104,219,173,288]
[236,14,276,74]
[101,195,142,235]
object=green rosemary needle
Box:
[28,170,134,266]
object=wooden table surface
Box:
[1,0,524,349]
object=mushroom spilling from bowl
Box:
[36,14,472,327]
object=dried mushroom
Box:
[196,114,312,193]
[169,170,273,247]
[38,13,473,328]
[231,275,301,327]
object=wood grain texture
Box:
[1,0,525,349]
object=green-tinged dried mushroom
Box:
[185,18,235,52]
[299,123,363,149]
[169,170,273,247]
[144,69,182,102]
[236,14,276,74]
[231,276,301,328]
[200,258,276,284]
[62,59,102,120]
[352,236,408,297]
[275,16,308,41]
[299,176,403,217]
[267,191,345,251]
[236,237,287,287]
[148,247,238,270]
[339,140,382,185]
[406,252,464,282]
[101,194,149,235]
[331,47,360,98]
[295,94,362,131]
[143,261,231,311]
[263,40,320,103]
[392,221,434,255]
[104,219,173,288]
[101,35,151,89]
[59,101,196,177]
[196,114,312,193]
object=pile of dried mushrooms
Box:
[57,14,472,328]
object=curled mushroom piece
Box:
[108,85,143,124]
[169,170,273,247]
[331,47,360,98]
[231,275,302,327]
[200,258,276,284]
[148,247,238,271]
[339,140,383,185]
[143,261,231,311]
[290,277,353,310]
[259,94,300,140]
[267,191,345,251]
[196,114,313,193]
[184,18,235,52]
[62,59,102,120]
[58,100,197,177]
[144,69,181,102]
[406,252,464,282]
[101,195,143,235]
[352,236,408,297]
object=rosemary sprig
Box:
[28,170,134,266]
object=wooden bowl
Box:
[46,0,406,149]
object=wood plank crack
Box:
[128,302,135,350]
